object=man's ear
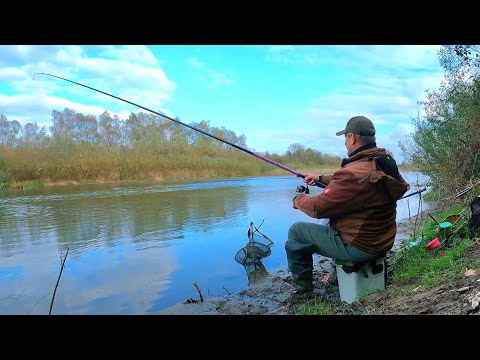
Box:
[351,134,357,145]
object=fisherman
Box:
[286,115,410,301]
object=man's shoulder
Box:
[341,157,373,172]
[332,166,363,181]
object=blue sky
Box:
[0,45,445,163]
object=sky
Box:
[0,45,446,163]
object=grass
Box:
[394,238,473,287]
[0,179,44,190]
[0,143,342,185]
[297,297,336,315]
[357,287,381,299]
[298,202,479,315]
[392,203,477,288]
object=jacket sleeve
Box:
[295,168,369,218]
[320,175,333,184]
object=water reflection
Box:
[0,179,252,314]
[243,261,269,284]
[234,221,273,285]
[0,173,430,314]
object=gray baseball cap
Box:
[336,116,376,136]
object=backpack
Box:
[469,196,480,238]
[373,154,407,200]
[374,154,403,183]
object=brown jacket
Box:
[294,147,409,254]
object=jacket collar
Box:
[348,142,377,157]
[341,144,385,167]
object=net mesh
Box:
[234,221,274,265]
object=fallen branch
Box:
[49,248,69,315]
[193,282,204,302]
[222,286,231,295]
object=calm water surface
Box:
[0,172,428,314]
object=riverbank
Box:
[157,204,459,315]
[1,164,415,191]
[1,167,344,191]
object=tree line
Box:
[0,109,341,188]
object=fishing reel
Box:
[296,185,310,194]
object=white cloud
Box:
[339,45,441,70]
[245,126,346,157]
[5,242,178,315]
[0,67,25,82]
[263,45,443,71]
[246,101,420,162]
[58,247,177,314]
[264,45,327,65]
[0,45,66,66]
[287,52,445,162]
[189,57,204,69]
[0,45,176,126]
[0,93,135,127]
[98,45,158,66]
[394,123,415,136]
[188,57,235,87]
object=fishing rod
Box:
[454,179,480,198]
[399,187,427,200]
[33,72,422,200]
[33,72,327,189]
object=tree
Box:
[22,122,48,148]
[438,45,480,75]
[400,46,480,195]
[0,115,22,147]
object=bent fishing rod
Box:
[33,72,424,200]
[33,72,327,188]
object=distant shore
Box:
[5,166,418,190]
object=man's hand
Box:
[292,194,300,209]
[303,173,320,186]
[292,193,317,218]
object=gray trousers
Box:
[285,221,382,290]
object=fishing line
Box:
[34,72,327,188]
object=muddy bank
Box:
[156,209,428,315]
[337,239,480,315]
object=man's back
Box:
[295,147,408,254]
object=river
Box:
[0,172,428,314]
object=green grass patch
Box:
[0,169,12,184]
[22,180,44,188]
[393,204,476,288]
[297,298,336,315]
[357,287,382,300]
[0,182,10,190]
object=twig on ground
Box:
[49,248,69,315]
[413,192,423,239]
[193,282,204,302]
